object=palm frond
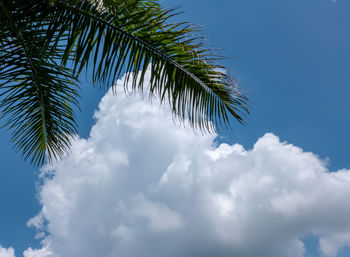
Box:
[0,0,79,166]
[56,0,248,131]
[0,0,248,166]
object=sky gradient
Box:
[1,0,350,256]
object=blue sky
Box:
[1,0,350,256]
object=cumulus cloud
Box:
[24,71,350,257]
[23,247,52,257]
[0,246,15,257]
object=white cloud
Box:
[25,71,350,257]
[23,246,52,257]
[0,246,15,257]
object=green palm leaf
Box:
[0,0,248,166]
[0,0,79,166]
[61,0,248,129]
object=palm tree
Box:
[0,0,248,166]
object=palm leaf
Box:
[0,0,79,166]
[0,0,248,166]
[57,0,248,131]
